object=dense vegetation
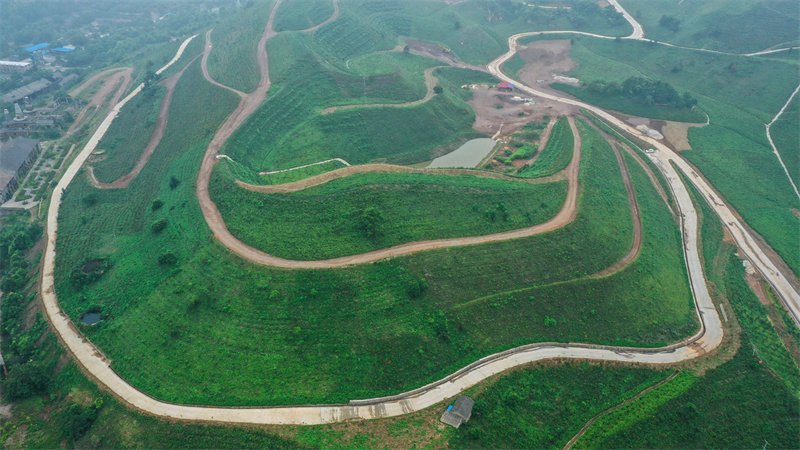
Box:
[518,116,573,178]
[453,363,672,448]
[555,76,704,122]
[211,168,568,260]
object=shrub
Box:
[158,252,178,266]
[169,176,180,189]
[151,218,168,234]
[151,199,164,211]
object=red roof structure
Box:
[497,81,514,89]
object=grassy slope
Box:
[93,85,166,182]
[585,339,799,448]
[519,116,573,178]
[272,0,334,32]
[206,0,276,93]
[222,33,482,172]
[561,36,800,275]
[451,363,672,448]
[770,94,799,188]
[210,168,568,260]
[618,0,799,54]
[54,113,695,406]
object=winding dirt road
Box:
[86,55,200,189]
[590,141,642,278]
[241,160,565,194]
[201,30,246,98]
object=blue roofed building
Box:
[23,43,49,53]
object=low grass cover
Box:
[56,110,691,406]
[224,54,481,171]
[585,341,799,448]
[210,168,568,260]
[618,0,799,54]
[206,0,275,93]
[450,140,695,349]
[451,363,672,448]
[562,36,800,275]
[92,84,166,183]
[770,94,799,188]
[272,0,334,32]
[519,116,573,178]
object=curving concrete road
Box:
[487,33,800,328]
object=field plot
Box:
[211,168,567,260]
[519,116,573,178]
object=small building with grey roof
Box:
[0,137,41,202]
[440,396,474,428]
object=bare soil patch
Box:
[468,87,575,137]
[516,39,577,89]
[661,120,707,151]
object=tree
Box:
[358,207,384,238]
[433,85,443,94]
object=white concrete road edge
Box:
[38,32,731,425]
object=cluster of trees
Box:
[0,212,49,400]
[584,77,697,109]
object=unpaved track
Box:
[487,32,800,328]
[214,116,579,268]
[242,161,565,193]
[87,55,200,189]
[590,141,642,277]
[68,67,128,98]
[563,370,680,449]
[321,66,443,114]
[39,5,731,426]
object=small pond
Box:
[80,312,102,325]
[427,138,496,168]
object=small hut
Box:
[440,396,474,428]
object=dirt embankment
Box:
[86,55,200,189]
[67,68,133,137]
